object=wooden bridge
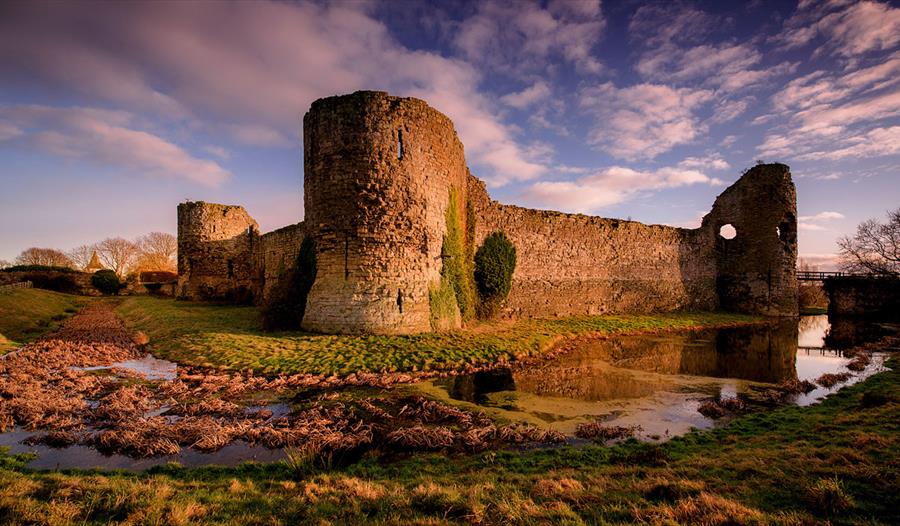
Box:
[797,271,898,281]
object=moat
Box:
[1,314,891,471]
[419,314,891,439]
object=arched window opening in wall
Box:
[719,224,737,240]
[227,259,234,278]
[397,129,404,160]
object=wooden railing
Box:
[0,280,33,293]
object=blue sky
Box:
[1,0,898,269]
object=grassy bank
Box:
[116,296,762,376]
[0,288,84,353]
[1,353,896,524]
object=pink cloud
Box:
[580,83,713,160]
[454,0,605,76]
[0,1,544,186]
[776,0,900,57]
[0,105,229,186]
[521,165,723,214]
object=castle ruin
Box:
[177,91,798,334]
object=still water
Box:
[418,315,891,440]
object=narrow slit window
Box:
[397,129,404,160]
[397,289,403,313]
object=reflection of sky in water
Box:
[798,315,829,348]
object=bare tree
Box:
[14,247,73,268]
[838,208,900,276]
[0,259,11,269]
[134,232,177,272]
[95,237,139,276]
[67,244,96,271]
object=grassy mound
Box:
[0,288,84,353]
[116,296,760,376]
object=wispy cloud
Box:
[579,83,712,160]
[521,165,723,214]
[0,1,544,186]
[0,105,230,186]
[500,82,552,109]
[775,0,900,58]
[453,0,605,76]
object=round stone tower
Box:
[301,91,470,334]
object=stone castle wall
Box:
[176,91,799,334]
[258,222,306,301]
[467,176,718,318]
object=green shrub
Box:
[261,237,317,331]
[474,231,516,318]
[91,270,122,295]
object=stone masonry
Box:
[177,91,799,334]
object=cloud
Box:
[579,83,713,160]
[798,211,845,233]
[776,0,900,57]
[759,53,900,160]
[678,154,730,170]
[796,126,900,161]
[203,145,230,160]
[0,105,230,186]
[500,82,552,109]
[0,1,544,186]
[799,222,827,232]
[799,211,845,221]
[630,5,796,94]
[453,0,605,76]
[521,165,723,214]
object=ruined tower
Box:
[702,163,799,316]
[300,91,470,334]
[176,201,259,302]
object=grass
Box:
[115,296,763,376]
[0,353,896,524]
[0,288,84,353]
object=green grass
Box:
[115,296,762,376]
[0,288,84,353]
[1,354,896,524]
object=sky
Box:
[1,0,898,270]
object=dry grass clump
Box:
[574,420,641,441]
[779,378,817,394]
[530,477,585,502]
[816,372,852,388]
[697,401,726,419]
[806,477,855,516]
[634,491,766,525]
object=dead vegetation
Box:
[574,420,641,441]
[0,303,567,462]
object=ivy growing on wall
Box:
[429,188,477,330]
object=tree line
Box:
[0,232,177,277]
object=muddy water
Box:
[417,315,891,440]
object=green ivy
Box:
[430,188,476,329]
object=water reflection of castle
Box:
[451,321,802,403]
